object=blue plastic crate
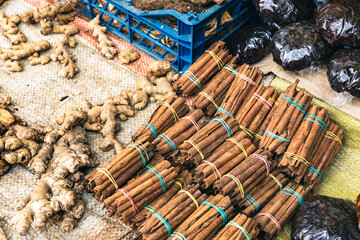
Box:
[65,0,257,72]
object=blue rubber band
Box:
[211,118,233,138]
[265,129,291,142]
[201,201,228,226]
[307,166,323,181]
[146,165,166,192]
[217,107,235,118]
[223,65,238,75]
[303,113,327,131]
[278,187,303,206]
[143,122,157,139]
[171,232,187,240]
[244,194,260,215]
[159,134,176,152]
[129,143,149,166]
[144,205,157,214]
[227,221,252,240]
[153,212,172,237]
[282,95,308,114]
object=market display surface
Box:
[0,0,360,240]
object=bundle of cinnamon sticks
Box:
[139,184,207,240]
[194,131,256,190]
[168,115,238,166]
[85,141,154,200]
[103,160,178,223]
[173,41,233,97]
[278,105,330,181]
[259,80,313,154]
[152,109,206,157]
[132,93,189,143]
[167,194,235,240]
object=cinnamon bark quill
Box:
[278,105,330,181]
[213,149,274,204]
[168,115,239,167]
[213,213,259,240]
[132,93,190,143]
[215,64,262,117]
[167,194,235,240]
[103,160,178,223]
[239,169,289,216]
[303,121,343,191]
[139,184,207,240]
[235,84,277,142]
[194,131,257,190]
[259,80,313,155]
[131,170,193,227]
[254,183,311,240]
[173,41,233,97]
[193,57,238,116]
[85,141,154,200]
[152,109,206,157]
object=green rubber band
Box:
[303,113,327,131]
[227,221,252,240]
[144,205,157,214]
[171,232,187,240]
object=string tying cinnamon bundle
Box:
[278,105,330,181]
[193,58,238,116]
[139,184,207,240]
[103,160,178,223]
[238,169,289,217]
[303,121,343,190]
[259,80,313,154]
[152,109,206,157]
[215,64,262,117]
[131,170,193,227]
[213,213,260,240]
[85,141,154,200]
[194,131,256,190]
[254,183,311,240]
[213,149,274,204]
[167,194,235,240]
[168,115,239,167]
[235,84,278,142]
[173,41,233,97]
[133,93,189,143]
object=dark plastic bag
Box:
[251,0,315,25]
[316,1,360,48]
[313,0,331,9]
[271,22,332,71]
[327,49,360,98]
[292,195,360,240]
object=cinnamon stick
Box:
[303,121,343,191]
[132,93,190,143]
[213,213,259,240]
[168,115,239,167]
[173,41,233,97]
[152,109,206,157]
[278,105,330,181]
[259,80,313,154]
[194,131,257,190]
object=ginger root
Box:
[88,15,117,59]
[51,35,78,78]
[52,24,79,36]
[0,13,26,45]
[148,60,171,76]
[28,53,52,66]
[118,48,140,64]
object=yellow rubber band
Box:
[199,91,218,109]
[174,181,183,190]
[175,178,186,189]
[284,152,310,166]
[96,168,118,190]
[239,125,262,140]
[269,174,283,189]
[226,138,248,158]
[324,131,342,145]
[184,140,204,160]
[205,50,224,70]
[162,102,179,122]
[224,174,244,198]
[275,101,280,106]
[179,190,199,208]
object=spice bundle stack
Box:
[85,42,344,240]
